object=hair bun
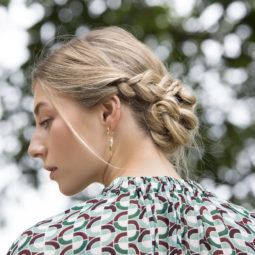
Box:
[145,75,199,158]
[116,70,199,155]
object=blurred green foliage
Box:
[0,0,9,6]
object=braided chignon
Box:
[32,26,201,179]
[116,69,199,154]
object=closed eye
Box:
[39,119,52,129]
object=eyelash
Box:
[39,119,52,129]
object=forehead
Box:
[33,83,89,117]
[33,83,54,116]
[33,83,50,102]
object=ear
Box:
[99,94,121,131]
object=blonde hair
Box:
[32,26,202,179]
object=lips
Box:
[44,166,58,180]
[44,166,58,172]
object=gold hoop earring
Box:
[107,127,113,157]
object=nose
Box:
[27,136,47,160]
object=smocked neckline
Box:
[102,175,206,195]
[107,175,193,187]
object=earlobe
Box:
[100,95,121,129]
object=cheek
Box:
[72,113,107,157]
[49,119,73,149]
[49,118,106,162]
[48,119,107,194]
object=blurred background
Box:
[0,0,255,252]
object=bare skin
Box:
[28,82,181,196]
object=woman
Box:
[7,26,255,254]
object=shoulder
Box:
[171,181,255,252]
[189,181,255,225]
[6,195,112,255]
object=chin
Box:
[58,185,81,196]
[57,176,95,196]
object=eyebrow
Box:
[33,102,48,117]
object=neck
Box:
[101,138,182,187]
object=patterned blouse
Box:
[7,176,255,254]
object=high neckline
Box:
[101,175,206,196]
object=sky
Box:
[0,0,254,253]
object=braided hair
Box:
[32,26,202,179]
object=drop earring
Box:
[107,127,114,158]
